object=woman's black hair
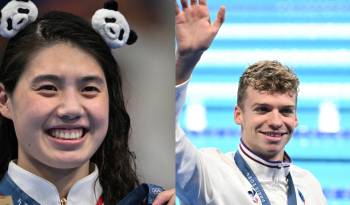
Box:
[0,11,138,205]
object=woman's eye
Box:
[38,85,57,91]
[36,85,58,96]
[83,86,100,92]
[82,86,100,97]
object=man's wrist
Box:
[176,50,204,85]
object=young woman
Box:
[0,1,174,205]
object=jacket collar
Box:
[8,161,102,205]
[238,140,291,181]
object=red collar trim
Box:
[96,195,103,205]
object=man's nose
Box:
[268,110,283,129]
[56,89,83,122]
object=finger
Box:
[175,0,180,15]
[152,189,175,205]
[167,194,176,205]
[180,0,188,9]
[213,6,225,30]
[199,0,207,6]
[190,0,197,6]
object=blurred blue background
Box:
[178,0,350,204]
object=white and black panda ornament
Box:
[92,1,137,49]
[0,0,38,38]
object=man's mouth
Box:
[259,131,287,137]
[47,128,87,140]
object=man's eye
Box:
[255,107,269,113]
[281,108,294,115]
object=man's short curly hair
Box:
[237,60,299,108]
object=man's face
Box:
[234,87,298,161]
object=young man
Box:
[175,0,327,204]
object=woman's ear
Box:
[0,83,12,119]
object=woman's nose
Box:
[56,90,83,122]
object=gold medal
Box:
[0,196,13,205]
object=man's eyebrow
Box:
[251,103,270,108]
[251,103,295,109]
[281,105,296,109]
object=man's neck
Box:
[241,139,285,162]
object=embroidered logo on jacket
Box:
[248,188,259,204]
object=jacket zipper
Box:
[60,197,67,205]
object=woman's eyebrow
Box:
[31,74,61,85]
[79,75,105,85]
[30,75,105,85]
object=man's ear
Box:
[234,105,242,125]
[0,83,12,119]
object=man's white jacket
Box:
[176,81,327,205]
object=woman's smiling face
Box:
[2,43,109,170]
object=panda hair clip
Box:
[92,0,137,49]
[0,0,137,49]
[0,0,38,38]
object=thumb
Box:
[213,6,225,30]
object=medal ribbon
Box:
[234,152,297,205]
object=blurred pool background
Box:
[178,0,350,204]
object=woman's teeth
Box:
[50,129,83,139]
